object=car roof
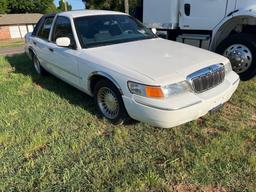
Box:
[58,10,126,18]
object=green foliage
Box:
[7,0,57,14]
[7,0,34,13]
[43,3,57,14]
[0,0,8,14]
[85,0,142,18]
[57,0,72,12]
[35,0,57,14]
[86,0,123,11]
[0,40,24,48]
[86,0,140,11]
[0,53,255,191]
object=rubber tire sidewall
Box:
[93,80,129,125]
[32,54,48,76]
[216,33,256,81]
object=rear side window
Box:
[37,17,54,40]
[32,17,43,36]
[51,16,76,48]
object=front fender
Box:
[87,71,124,95]
[211,9,256,50]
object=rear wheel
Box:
[216,33,256,81]
[93,80,130,125]
[32,54,48,76]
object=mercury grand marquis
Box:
[25,10,240,128]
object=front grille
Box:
[187,64,225,93]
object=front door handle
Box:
[33,41,37,46]
[185,4,191,16]
[48,47,54,52]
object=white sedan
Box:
[25,10,240,128]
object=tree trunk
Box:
[124,0,129,14]
[62,0,67,11]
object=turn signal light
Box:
[145,86,164,98]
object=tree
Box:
[7,0,57,14]
[57,0,72,12]
[85,0,124,11]
[35,0,57,13]
[124,0,129,14]
[43,3,58,13]
[8,0,35,13]
[84,0,142,18]
[0,0,8,14]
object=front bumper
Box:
[122,71,240,128]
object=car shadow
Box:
[6,53,99,117]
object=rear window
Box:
[37,17,54,40]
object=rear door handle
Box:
[33,41,37,46]
[48,47,54,52]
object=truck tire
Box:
[93,80,130,125]
[216,33,256,81]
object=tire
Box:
[32,54,48,76]
[93,80,130,125]
[216,33,256,81]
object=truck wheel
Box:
[32,55,48,76]
[93,80,130,125]
[216,33,256,81]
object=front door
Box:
[47,16,81,87]
[179,0,228,30]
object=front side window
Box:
[52,16,76,48]
[74,15,156,48]
[37,17,54,40]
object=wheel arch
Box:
[211,14,256,51]
[28,46,37,59]
[87,71,123,96]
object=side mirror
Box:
[151,28,157,35]
[56,37,71,47]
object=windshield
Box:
[74,14,157,48]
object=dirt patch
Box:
[223,102,242,117]
[25,144,48,160]
[202,128,221,136]
[197,117,206,126]
[172,184,199,192]
[34,84,43,90]
[251,112,256,123]
[245,112,256,127]
[201,185,228,192]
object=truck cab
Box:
[143,0,256,80]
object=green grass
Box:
[0,39,24,48]
[0,54,255,191]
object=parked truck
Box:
[143,0,256,80]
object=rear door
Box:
[47,16,81,87]
[179,0,228,30]
[33,16,54,70]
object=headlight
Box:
[127,81,191,99]
[128,81,164,99]
[225,62,233,73]
[162,81,191,97]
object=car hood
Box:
[82,38,228,84]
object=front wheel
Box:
[93,80,130,125]
[216,33,256,81]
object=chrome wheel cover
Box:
[97,87,120,119]
[34,57,41,74]
[224,44,253,74]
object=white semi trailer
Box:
[143,0,256,80]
